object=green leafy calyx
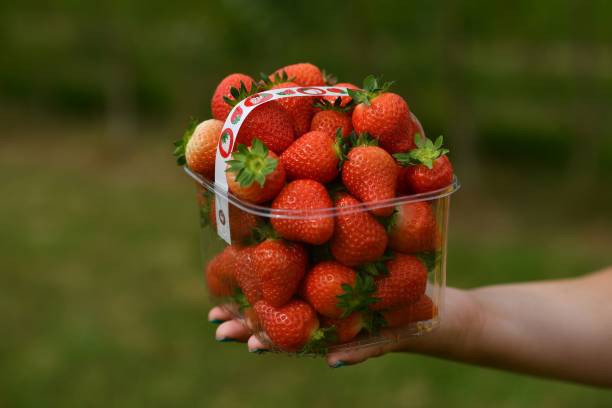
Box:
[357,250,394,277]
[259,70,294,89]
[223,80,260,107]
[299,326,337,356]
[322,69,338,86]
[349,132,378,148]
[313,96,352,112]
[347,75,394,106]
[394,134,449,169]
[336,273,379,318]
[172,118,198,165]
[226,138,278,188]
[333,129,349,168]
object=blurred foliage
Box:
[1,0,611,176]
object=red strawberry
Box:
[395,134,454,193]
[330,193,388,266]
[271,180,335,245]
[254,299,320,352]
[211,73,255,121]
[381,295,437,328]
[321,312,365,343]
[226,139,286,204]
[205,245,243,297]
[341,135,398,216]
[376,116,416,154]
[173,119,223,179]
[269,79,315,137]
[388,202,438,253]
[321,82,359,109]
[208,200,260,243]
[310,98,353,138]
[272,62,324,86]
[236,100,295,154]
[370,253,428,311]
[243,238,308,307]
[302,261,360,318]
[280,131,344,183]
[350,76,411,153]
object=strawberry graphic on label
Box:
[219,128,234,158]
[244,92,273,107]
[230,106,243,125]
[297,87,326,95]
[327,87,346,94]
[276,89,296,96]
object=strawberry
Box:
[310,98,353,138]
[173,119,223,179]
[211,73,255,121]
[394,134,454,193]
[280,131,345,183]
[388,202,438,254]
[207,200,260,243]
[330,193,388,266]
[377,116,416,154]
[254,299,326,352]
[381,295,437,328]
[265,72,315,137]
[370,253,428,311]
[320,312,365,343]
[242,238,308,307]
[236,100,295,154]
[349,76,412,153]
[272,62,324,86]
[302,261,376,318]
[321,82,359,109]
[341,134,398,216]
[205,245,243,297]
[226,139,286,204]
[271,180,335,245]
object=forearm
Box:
[421,268,612,387]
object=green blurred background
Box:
[2,1,611,406]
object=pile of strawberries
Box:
[175,62,455,353]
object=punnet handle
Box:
[214,86,351,243]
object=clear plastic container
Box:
[186,166,460,355]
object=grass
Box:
[1,126,611,407]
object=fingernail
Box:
[217,337,238,343]
[330,360,346,368]
[249,348,268,354]
[209,319,223,325]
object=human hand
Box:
[208,287,483,367]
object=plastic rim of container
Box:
[185,166,460,220]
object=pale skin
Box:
[209,266,612,388]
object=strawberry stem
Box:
[322,69,338,86]
[349,132,378,148]
[347,75,394,106]
[223,80,261,107]
[313,97,352,112]
[336,273,378,318]
[226,138,278,188]
[394,134,450,169]
[172,118,198,165]
[299,326,336,356]
[333,129,349,167]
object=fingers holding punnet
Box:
[247,335,270,353]
[208,306,234,324]
[215,319,252,342]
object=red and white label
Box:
[214,86,351,243]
